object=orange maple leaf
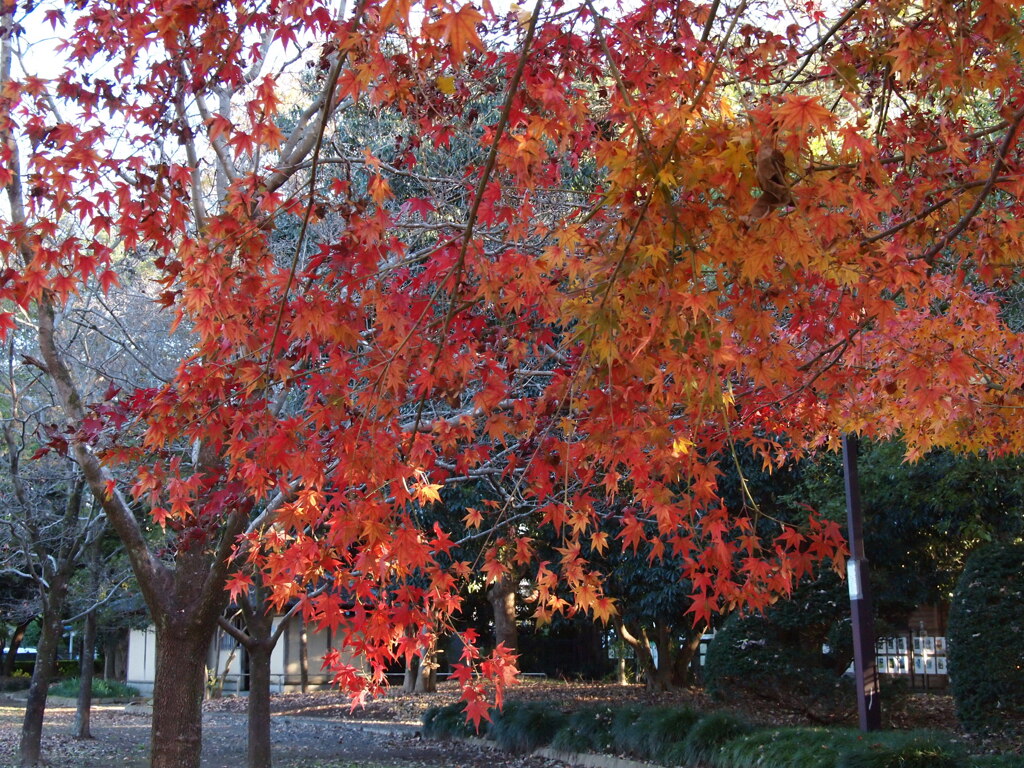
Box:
[773,95,834,134]
[429,4,484,64]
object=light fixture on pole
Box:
[842,433,882,732]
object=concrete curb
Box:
[423,732,663,768]
[2,693,137,707]
[536,747,660,768]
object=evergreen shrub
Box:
[947,542,1024,735]
[487,701,565,753]
[836,731,967,768]
[550,707,615,754]
[680,711,753,766]
[49,676,139,699]
[422,702,485,739]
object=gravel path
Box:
[0,702,569,768]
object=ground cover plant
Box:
[47,678,139,700]
[422,698,1021,768]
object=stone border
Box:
[421,730,662,768]
[535,749,660,768]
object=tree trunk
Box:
[414,636,437,694]
[614,619,659,689]
[247,641,273,768]
[150,627,213,768]
[402,656,418,693]
[670,630,704,688]
[20,599,65,767]
[298,623,309,694]
[3,619,32,677]
[648,624,674,692]
[617,657,627,685]
[487,573,518,652]
[77,534,102,739]
[102,630,129,681]
[75,609,97,739]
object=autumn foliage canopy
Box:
[4,0,1024,718]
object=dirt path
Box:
[0,703,567,768]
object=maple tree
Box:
[4,0,1024,765]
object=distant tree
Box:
[0,426,103,766]
[791,441,1024,622]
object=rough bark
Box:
[76,608,97,739]
[402,656,418,693]
[77,534,102,739]
[487,573,518,652]
[414,635,438,694]
[246,640,273,768]
[151,625,211,768]
[19,588,66,767]
[102,630,129,681]
[217,583,297,768]
[3,619,32,677]
[671,630,704,687]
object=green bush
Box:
[422,702,486,739]
[550,707,615,754]
[709,727,859,768]
[947,542,1024,736]
[49,677,140,699]
[487,702,565,753]
[680,711,753,766]
[609,704,649,756]
[837,731,967,768]
[0,675,30,692]
[633,706,701,762]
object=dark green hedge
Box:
[422,699,1015,767]
[947,542,1024,735]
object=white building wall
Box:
[126,627,157,696]
[126,616,367,696]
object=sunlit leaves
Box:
[7,0,1024,728]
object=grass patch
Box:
[49,677,139,699]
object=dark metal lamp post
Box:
[842,433,882,731]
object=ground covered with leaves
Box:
[0,695,568,768]
[202,679,961,731]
